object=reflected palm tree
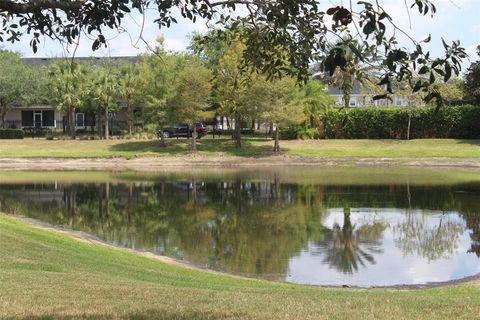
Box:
[315,207,385,273]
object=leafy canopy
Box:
[0,1,468,102]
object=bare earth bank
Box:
[1,156,480,171]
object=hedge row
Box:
[0,129,24,139]
[317,105,480,139]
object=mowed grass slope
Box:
[0,138,479,158]
[0,214,479,320]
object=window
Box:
[42,110,55,127]
[85,113,95,127]
[75,113,85,127]
[21,111,33,127]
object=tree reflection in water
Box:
[393,210,465,261]
[314,207,386,273]
[0,175,478,284]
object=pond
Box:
[1,168,479,287]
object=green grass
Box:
[1,137,480,158]
[0,214,479,319]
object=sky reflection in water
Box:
[0,169,479,287]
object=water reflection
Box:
[0,172,479,286]
[314,207,386,273]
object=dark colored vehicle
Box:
[157,123,208,139]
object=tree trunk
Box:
[318,119,325,139]
[344,92,351,113]
[68,105,76,138]
[0,103,7,128]
[309,114,315,128]
[273,126,280,154]
[159,124,166,147]
[127,101,133,135]
[234,114,242,148]
[407,111,412,140]
[97,110,103,139]
[104,107,109,140]
[191,123,197,152]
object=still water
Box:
[1,168,479,287]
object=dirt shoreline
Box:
[1,156,480,171]
[9,215,480,290]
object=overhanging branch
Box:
[0,0,86,14]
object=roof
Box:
[327,84,362,95]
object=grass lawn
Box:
[0,214,479,320]
[0,137,479,158]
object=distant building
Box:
[327,84,410,108]
[3,57,140,132]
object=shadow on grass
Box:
[454,139,480,146]
[110,138,273,157]
[10,309,247,319]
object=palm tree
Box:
[315,207,385,273]
[87,67,120,139]
[323,39,376,112]
[48,60,86,138]
[302,79,334,130]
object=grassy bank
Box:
[0,137,479,158]
[0,214,479,319]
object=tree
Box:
[0,1,467,103]
[86,65,120,139]
[48,60,86,138]
[261,77,305,153]
[214,38,265,148]
[118,62,142,135]
[171,59,213,152]
[464,45,480,104]
[302,79,334,128]
[139,38,185,146]
[321,38,376,112]
[316,207,386,273]
[0,50,47,128]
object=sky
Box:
[2,0,479,71]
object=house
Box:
[3,56,139,132]
[327,84,411,108]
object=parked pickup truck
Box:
[157,123,208,139]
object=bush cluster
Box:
[0,129,25,139]
[312,105,480,139]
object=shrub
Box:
[317,105,480,139]
[280,124,319,140]
[0,129,24,139]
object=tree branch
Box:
[0,0,86,14]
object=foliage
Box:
[430,78,465,104]
[0,128,24,139]
[48,59,87,137]
[0,1,468,105]
[118,61,142,135]
[140,38,186,140]
[320,105,480,139]
[302,79,334,127]
[280,124,319,140]
[84,65,120,139]
[320,38,376,111]
[171,59,213,151]
[464,46,480,104]
[0,50,47,128]
[213,38,267,148]
[260,77,305,152]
